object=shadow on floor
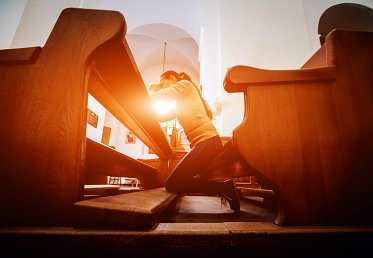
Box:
[160,195,276,223]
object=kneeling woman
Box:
[149,70,240,214]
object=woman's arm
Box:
[149,82,184,101]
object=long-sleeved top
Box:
[150,80,219,148]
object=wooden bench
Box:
[0,8,175,227]
[215,29,373,226]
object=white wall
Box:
[0,0,27,49]
[218,0,311,136]
[10,0,102,48]
[11,0,79,48]
[86,94,106,143]
[302,0,373,52]
[215,0,373,136]
[103,112,157,159]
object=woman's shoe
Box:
[221,179,240,215]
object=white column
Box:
[198,0,223,135]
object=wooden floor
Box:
[161,195,276,223]
[1,196,372,257]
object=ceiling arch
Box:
[127,23,199,70]
[128,23,193,42]
[100,0,203,44]
[100,0,203,86]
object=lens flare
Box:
[154,101,176,115]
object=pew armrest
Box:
[224,65,336,93]
[0,47,41,65]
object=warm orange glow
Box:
[153,100,176,115]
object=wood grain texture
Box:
[0,8,172,226]
[223,30,373,226]
[0,223,371,256]
[0,47,41,65]
[0,8,126,226]
[89,60,172,160]
[224,64,336,92]
[74,187,177,229]
[85,138,158,188]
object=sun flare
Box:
[153,101,176,115]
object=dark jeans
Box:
[165,135,223,195]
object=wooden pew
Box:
[0,8,173,226]
[218,29,373,226]
[85,138,158,189]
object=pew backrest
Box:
[0,8,172,226]
[222,29,373,226]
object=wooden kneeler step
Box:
[74,188,178,229]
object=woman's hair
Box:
[161,70,213,120]
[161,70,182,81]
[179,72,191,81]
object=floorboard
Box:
[1,195,372,257]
